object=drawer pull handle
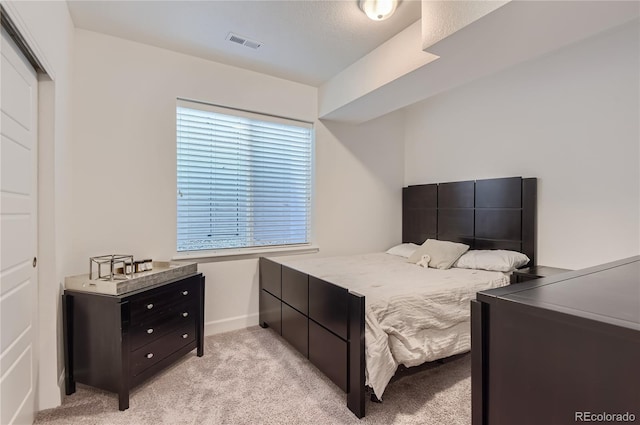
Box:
[146,353,154,359]
[146,303,154,310]
[182,312,189,318]
[182,290,189,296]
[182,333,189,339]
[147,328,154,334]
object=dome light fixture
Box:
[359,0,399,21]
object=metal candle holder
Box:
[89,254,134,281]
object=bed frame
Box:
[259,176,537,418]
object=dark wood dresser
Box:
[63,273,205,410]
[472,256,640,425]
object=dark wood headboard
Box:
[402,177,537,266]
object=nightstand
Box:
[511,265,572,283]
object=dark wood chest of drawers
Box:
[63,273,205,410]
[472,257,639,425]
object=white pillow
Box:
[407,239,470,270]
[453,250,530,272]
[385,243,419,258]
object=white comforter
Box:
[278,253,510,399]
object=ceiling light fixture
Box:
[359,0,399,21]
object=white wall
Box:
[3,0,75,411]
[404,21,640,270]
[316,114,405,255]
[71,29,404,334]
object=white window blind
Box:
[176,99,313,253]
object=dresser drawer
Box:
[130,321,196,377]
[129,300,198,351]
[129,276,199,321]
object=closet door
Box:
[1,26,39,425]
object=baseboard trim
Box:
[204,313,259,336]
[58,369,65,388]
[37,369,65,411]
[58,369,65,404]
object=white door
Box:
[0,26,38,425]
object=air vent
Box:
[226,32,262,50]
[228,34,245,45]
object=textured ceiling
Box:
[67,0,422,87]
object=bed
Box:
[259,176,537,418]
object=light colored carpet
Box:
[35,326,471,425]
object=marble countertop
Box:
[64,261,198,295]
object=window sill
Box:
[172,244,320,263]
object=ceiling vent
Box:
[226,32,262,50]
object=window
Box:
[176,99,313,253]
